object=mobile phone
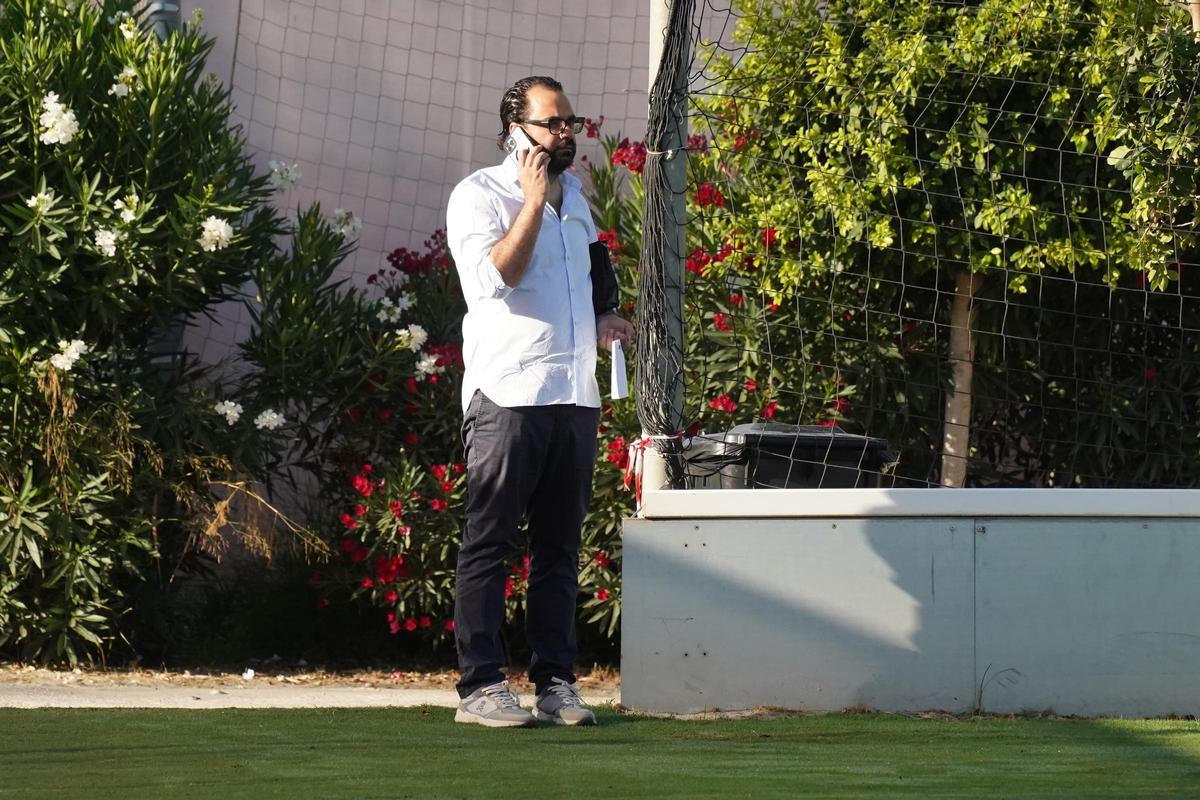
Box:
[503,126,536,155]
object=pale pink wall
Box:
[182,0,652,360]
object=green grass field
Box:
[1,707,1198,798]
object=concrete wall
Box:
[622,513,1200,717]
[178,0,655,362]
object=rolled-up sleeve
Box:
[447,182,514,301]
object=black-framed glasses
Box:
[519,116,586,135]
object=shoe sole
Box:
[454,708,536,728]
[535,709,597,726]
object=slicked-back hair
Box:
[497,76,564,150]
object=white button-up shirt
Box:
[446,153,601,413]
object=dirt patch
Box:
[0,661,619,694]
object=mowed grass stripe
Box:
[1,708,1198,799]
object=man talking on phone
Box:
[445,76,633,727]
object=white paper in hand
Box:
[610,339,629,399]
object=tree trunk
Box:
[941,270,984,487]
[1190,2,1200,40]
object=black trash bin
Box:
[683,423,894,489]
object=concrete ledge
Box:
[621,512,1200,718]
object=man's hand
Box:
[597,313,634,352]
[515,145,550,208]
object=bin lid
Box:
[724,423,890,449]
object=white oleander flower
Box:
[213,400,243,425]
[108,66,138,98]
[107,11,131,23]
[94,228,122,257]
[119,17,139,39]
[199,216,234,251]
[416,353,443,378]
[406,323,428,352]
[26,189,57,215]
[333,208,362,241]
[267,160,302,191]
[49,339,88,372]
[38,93,79,146]
[376,294,414,324]
[115,193,139,224]
[254,408,285,430]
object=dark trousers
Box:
[454,391,601,698]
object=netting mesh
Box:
[635,0,1200,488]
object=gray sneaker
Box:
[455,681,536,728]
[534,677,597,726]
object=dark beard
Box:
[547,145,576,175]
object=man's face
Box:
[512,85,577,175]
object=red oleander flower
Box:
[383,589,398,604]
[830,397,849,414]
[340,538,356,552]
[362,464,373,474]
[712,312,733,332]
[685,247,711,275]
[597,228,622,256]
[606,436,629,470]
[361,577,374,589]
[419,616,431,629]
[1145,367,1159,380]
[340,513,358,530]
[709,394,737,413]
[761,227,777,248]
[352,474,375,497]
[389,500,404,519]
[695,182,726,208]
[431,464,447,481]
[585,115,604,138]
[594,551,611,568]
[404,617,418,632]
[687,133,707,152]
[453,463,465,474]
[444,620,456,632]
[767,302,779,312]
[377,409,392,422]
[744,379,757,392]
[729,293,744,306]
[441,480,455,494]
[596,588,610,601]
[317,598,329,609]
[351,546,369,563]
[610,137,647,174]
[816,418,838,428]
[375,554,405,583]
[405,432,420,446]
[405,377,418,394]
[761,401,779,419]
[430,498,447,512]
[354,504,366,517]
